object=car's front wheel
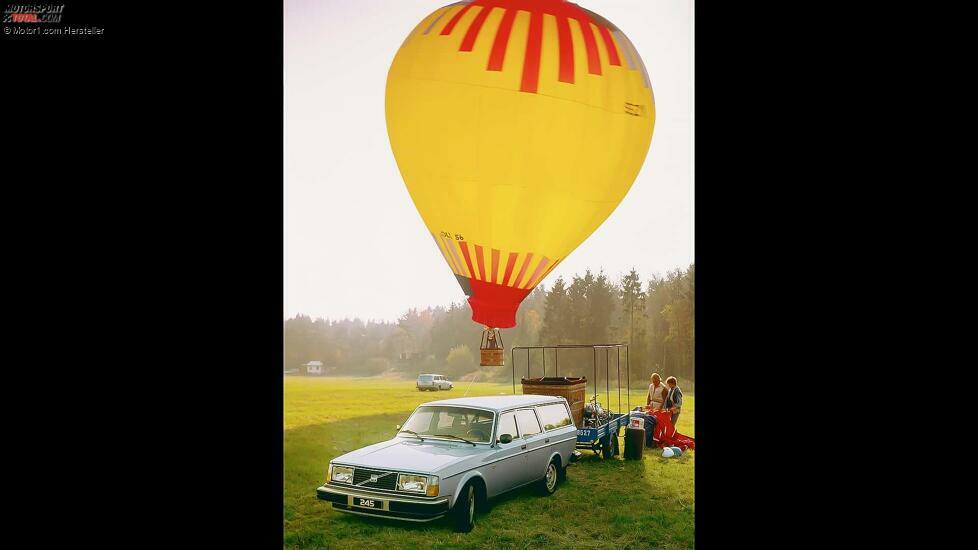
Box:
[451,483,476,532]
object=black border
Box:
[9,2,283,544]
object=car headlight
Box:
[331,465,354,484]
[397,474,427,493]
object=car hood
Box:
[332,438,486,474]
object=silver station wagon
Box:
[316,395,577,532]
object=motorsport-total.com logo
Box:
[2,3,64,23]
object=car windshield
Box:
[399,406,494,444]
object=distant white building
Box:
[303,360,324,375]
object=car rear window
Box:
[536,403,573,430]
[419,375,433,381]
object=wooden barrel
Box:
[520,377,587,428]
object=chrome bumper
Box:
[316,484,450,522]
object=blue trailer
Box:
[511,344,630,460]
[576,412,629,458]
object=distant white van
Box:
[416,373,453,391]
[304,361,324,375]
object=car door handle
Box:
[521,445,527,450]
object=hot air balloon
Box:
[386,0,655,365]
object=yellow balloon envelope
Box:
[386,0,654,328]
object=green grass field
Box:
[285,376,694,549]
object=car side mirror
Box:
[498,433,513,444]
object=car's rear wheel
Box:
[539,459,560,495]
[451,483,476,532]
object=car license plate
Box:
[355,497,380,509]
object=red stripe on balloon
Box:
[520,10,543,93]
[459,241,477,281]
[511,253,534,288]
[575,17,601,75]
[538,257,560,283]
[474,244,487,281]
[486,7,517,71]
[490,248,500,284]
[556,14,574,83]
[459,5,492,52]
[440,3,473,35]
[597,25,621,66]
[501,252,518,287]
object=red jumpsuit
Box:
[649,409,695,451]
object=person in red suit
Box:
[646,404,695,451]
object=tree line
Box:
[284,264,694,390]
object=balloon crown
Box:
[417,0,650,94]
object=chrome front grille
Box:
[352,468,398,491]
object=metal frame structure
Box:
[509,344,630,412]
[510,344,630,457]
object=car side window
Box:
[497,411,518,440]
[536,403,573,431]
[515,409,542,438]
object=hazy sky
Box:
[285,0,693,322]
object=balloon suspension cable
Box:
[462,369,480,397]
